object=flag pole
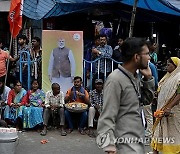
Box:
[2,17,15,101]
[3,0,23,96]
[1,0,23,116]
[0,20,14,119]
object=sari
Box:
[22,89,45,128]
[151,57,180,154]
[4,88,27,123]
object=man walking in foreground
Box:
[96,37,155,154]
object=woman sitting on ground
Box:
[22,79,45,129]
[4,80,27,130]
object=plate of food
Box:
[65,102,88,113]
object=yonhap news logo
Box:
[114,137,175,144]
[97,134,175,148]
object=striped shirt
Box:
[89,89,103,107]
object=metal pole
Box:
[129,0,139,38]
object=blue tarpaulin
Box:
[23,0,180,20]
[121,0,180,15]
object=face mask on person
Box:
[58,39,65,49]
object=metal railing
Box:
[83,57,122,90]
[19,51,31,90]
[19,52,121,91]
[19,51,41,90]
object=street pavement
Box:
[15,129,153,154]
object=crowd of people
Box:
[85,35,180,154]
[94,37,180,154]
[0,34,105,138]
[0,75,104,137]
[0,34,180,154]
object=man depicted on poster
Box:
[48,38,76,94]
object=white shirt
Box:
[45,90,65,108]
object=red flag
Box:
[8,0,24,38]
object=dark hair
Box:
[146,40,153,49]
[18,34,29,44]
[94,35,100,41]
[146,38,156,50]
[0,76,5,83]
[99,34,107,39]
[121,37,148,62]
[13,80,21,86]
[74,76,82,81]
[51,83,60,89]
[118,37,124,41]
[32,37,41,44]
[31,79,39,85]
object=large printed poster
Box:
[42,30,83,94]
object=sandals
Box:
[40,129,47,136]
[67,128,73,134]
[79,129,86,135]
[87,128,96,138]
[61,129,67,136]
[88,131,96,138]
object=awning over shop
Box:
[121,0,180,16]
[22,0,180,20]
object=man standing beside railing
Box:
[84,35,100,90]
[112,37,124,70]
[92,34,113,88]
[30,37,42,88]
[15,34,30,90]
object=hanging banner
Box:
[42,30,83,94]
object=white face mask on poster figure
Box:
[58,39,65,49]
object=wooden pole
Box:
[129,0,139,38]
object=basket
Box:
[65,102,88,113]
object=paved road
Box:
[14,129,152,154]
